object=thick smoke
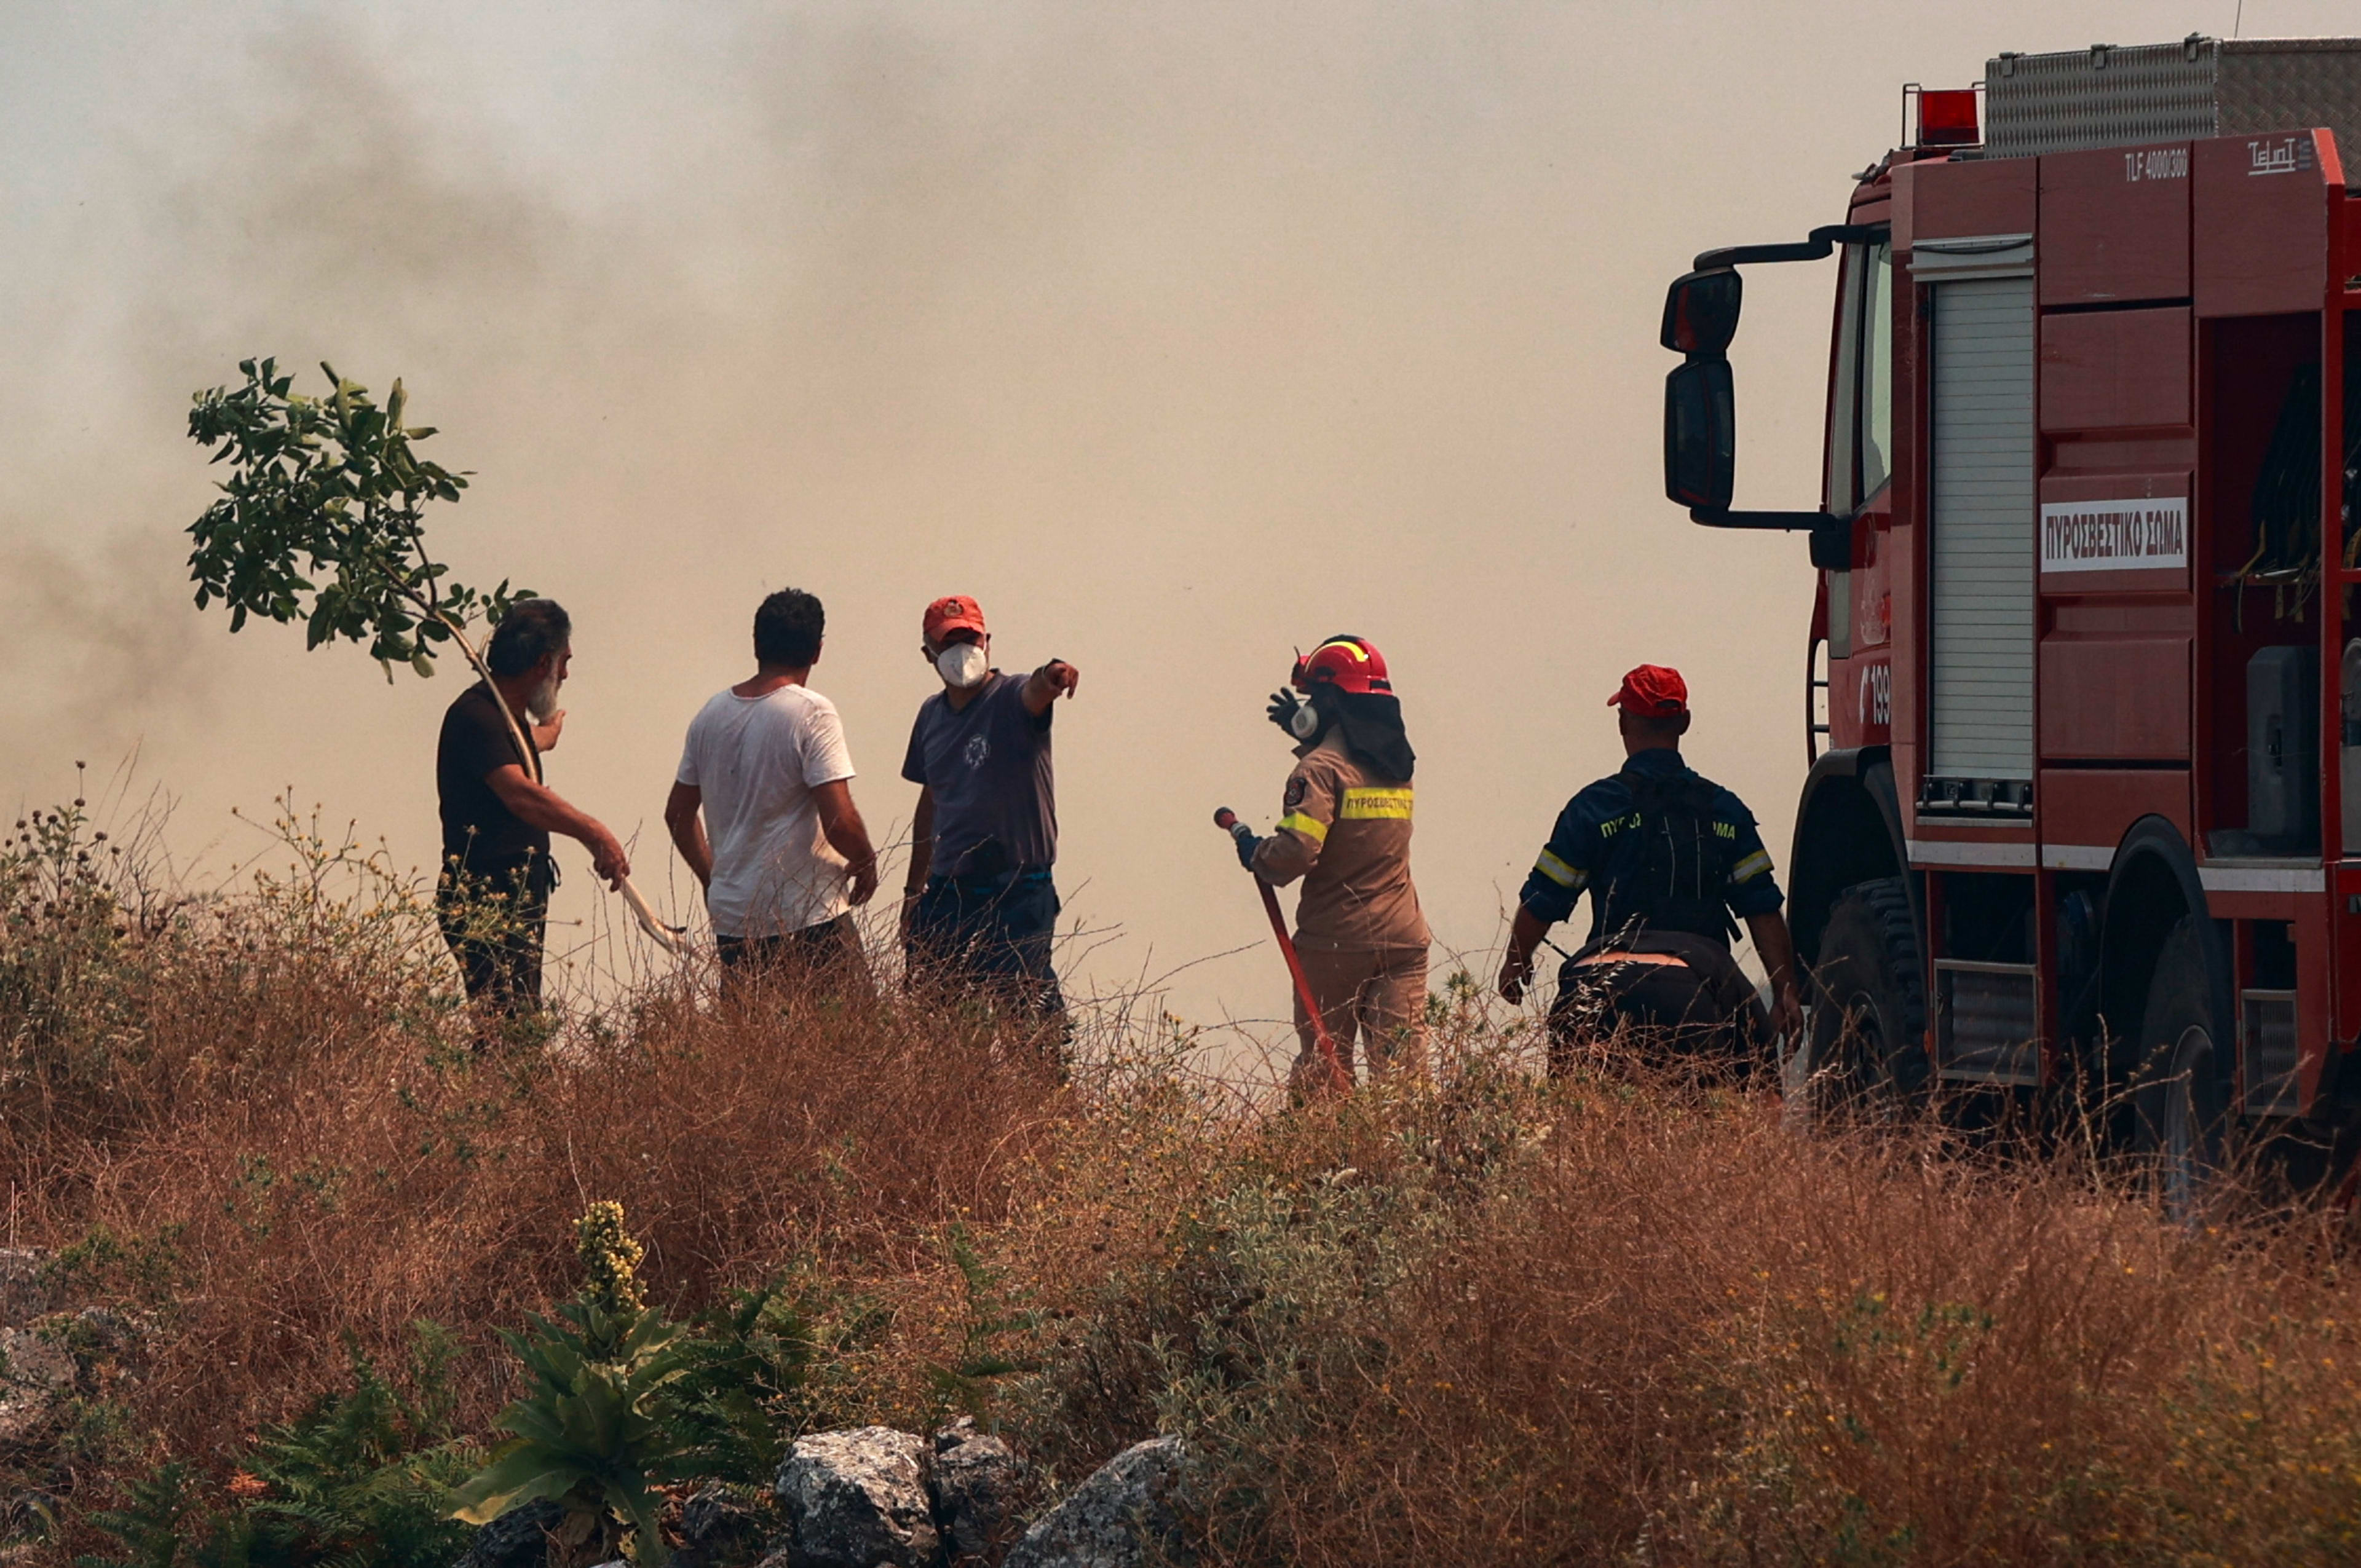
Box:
[7,0,2329,1022]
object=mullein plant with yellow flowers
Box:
[451,1204,698,1565]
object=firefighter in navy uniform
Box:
[1497,664,1804,1073]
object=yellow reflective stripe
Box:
[1731,849,1773,883]
[1533,848,1586,889]
[1276,811,1329,845]
[1312,638,1372,666]
[1337,786,1414,820]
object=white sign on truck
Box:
[2038,497,2188,573]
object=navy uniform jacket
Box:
[1517,747,1783,944]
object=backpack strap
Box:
[1605,763,1741,945]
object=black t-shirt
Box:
[437,682,547,879]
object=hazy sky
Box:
[2,0,2343,1035]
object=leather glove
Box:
[1233,829,1264,870]
[1266,690,1305,735]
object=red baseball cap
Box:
[923,594,987,643]
[1608,663,1688,717]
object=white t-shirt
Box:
[676,684,858,938]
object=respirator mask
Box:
[936,642,990,690]
[1267,687,1328,740]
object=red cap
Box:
[1608,663,1687,717]
[923,595,987,644]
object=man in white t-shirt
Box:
[665,588,880,995]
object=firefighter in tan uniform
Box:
[1238,636,1430,1090]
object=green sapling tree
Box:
[186,357,682,951]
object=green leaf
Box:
[186,358,507,669]
[449,1440,587,1526]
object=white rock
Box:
[773,1426,938,1568]
[1004,1436,1190,1568]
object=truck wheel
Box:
[1801,877,1930,1121]
[2132,915,2231,1221]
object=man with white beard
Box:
[434,597,630,1030]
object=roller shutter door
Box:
[1928,276,2035,782]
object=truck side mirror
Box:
[1663,357,1736,511]
[1808,514,1853,571]
[1660,268,1742,355]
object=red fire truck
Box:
[1659,36,2361,1201]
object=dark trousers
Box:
[436,861,550,1021]
[1546,929,1768,1076]
[716,913,871,1003]
[906,867,1065,1022]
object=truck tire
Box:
[2131,915,2231,1221]
[1801,877,1930,1120]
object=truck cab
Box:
[1662,36,2361,1204]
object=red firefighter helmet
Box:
[1292,635,1392,696]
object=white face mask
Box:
[936,643,989,689]
[1288,696,1324,740]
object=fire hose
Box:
[1214,807,1351,1095]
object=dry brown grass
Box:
[10,800,2361,1565]
[1,804,1064,1503]
[918,1027,2361,1564]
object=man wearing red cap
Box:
[899,595,1080,1036]
[1497,663,1802,1071]
[1234,634,1429,1091]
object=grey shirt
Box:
[901,671,1057,878]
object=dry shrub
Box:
[975,1058,2361,1565]
[13,795,2361,1566]
[0,803,1062,1501]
